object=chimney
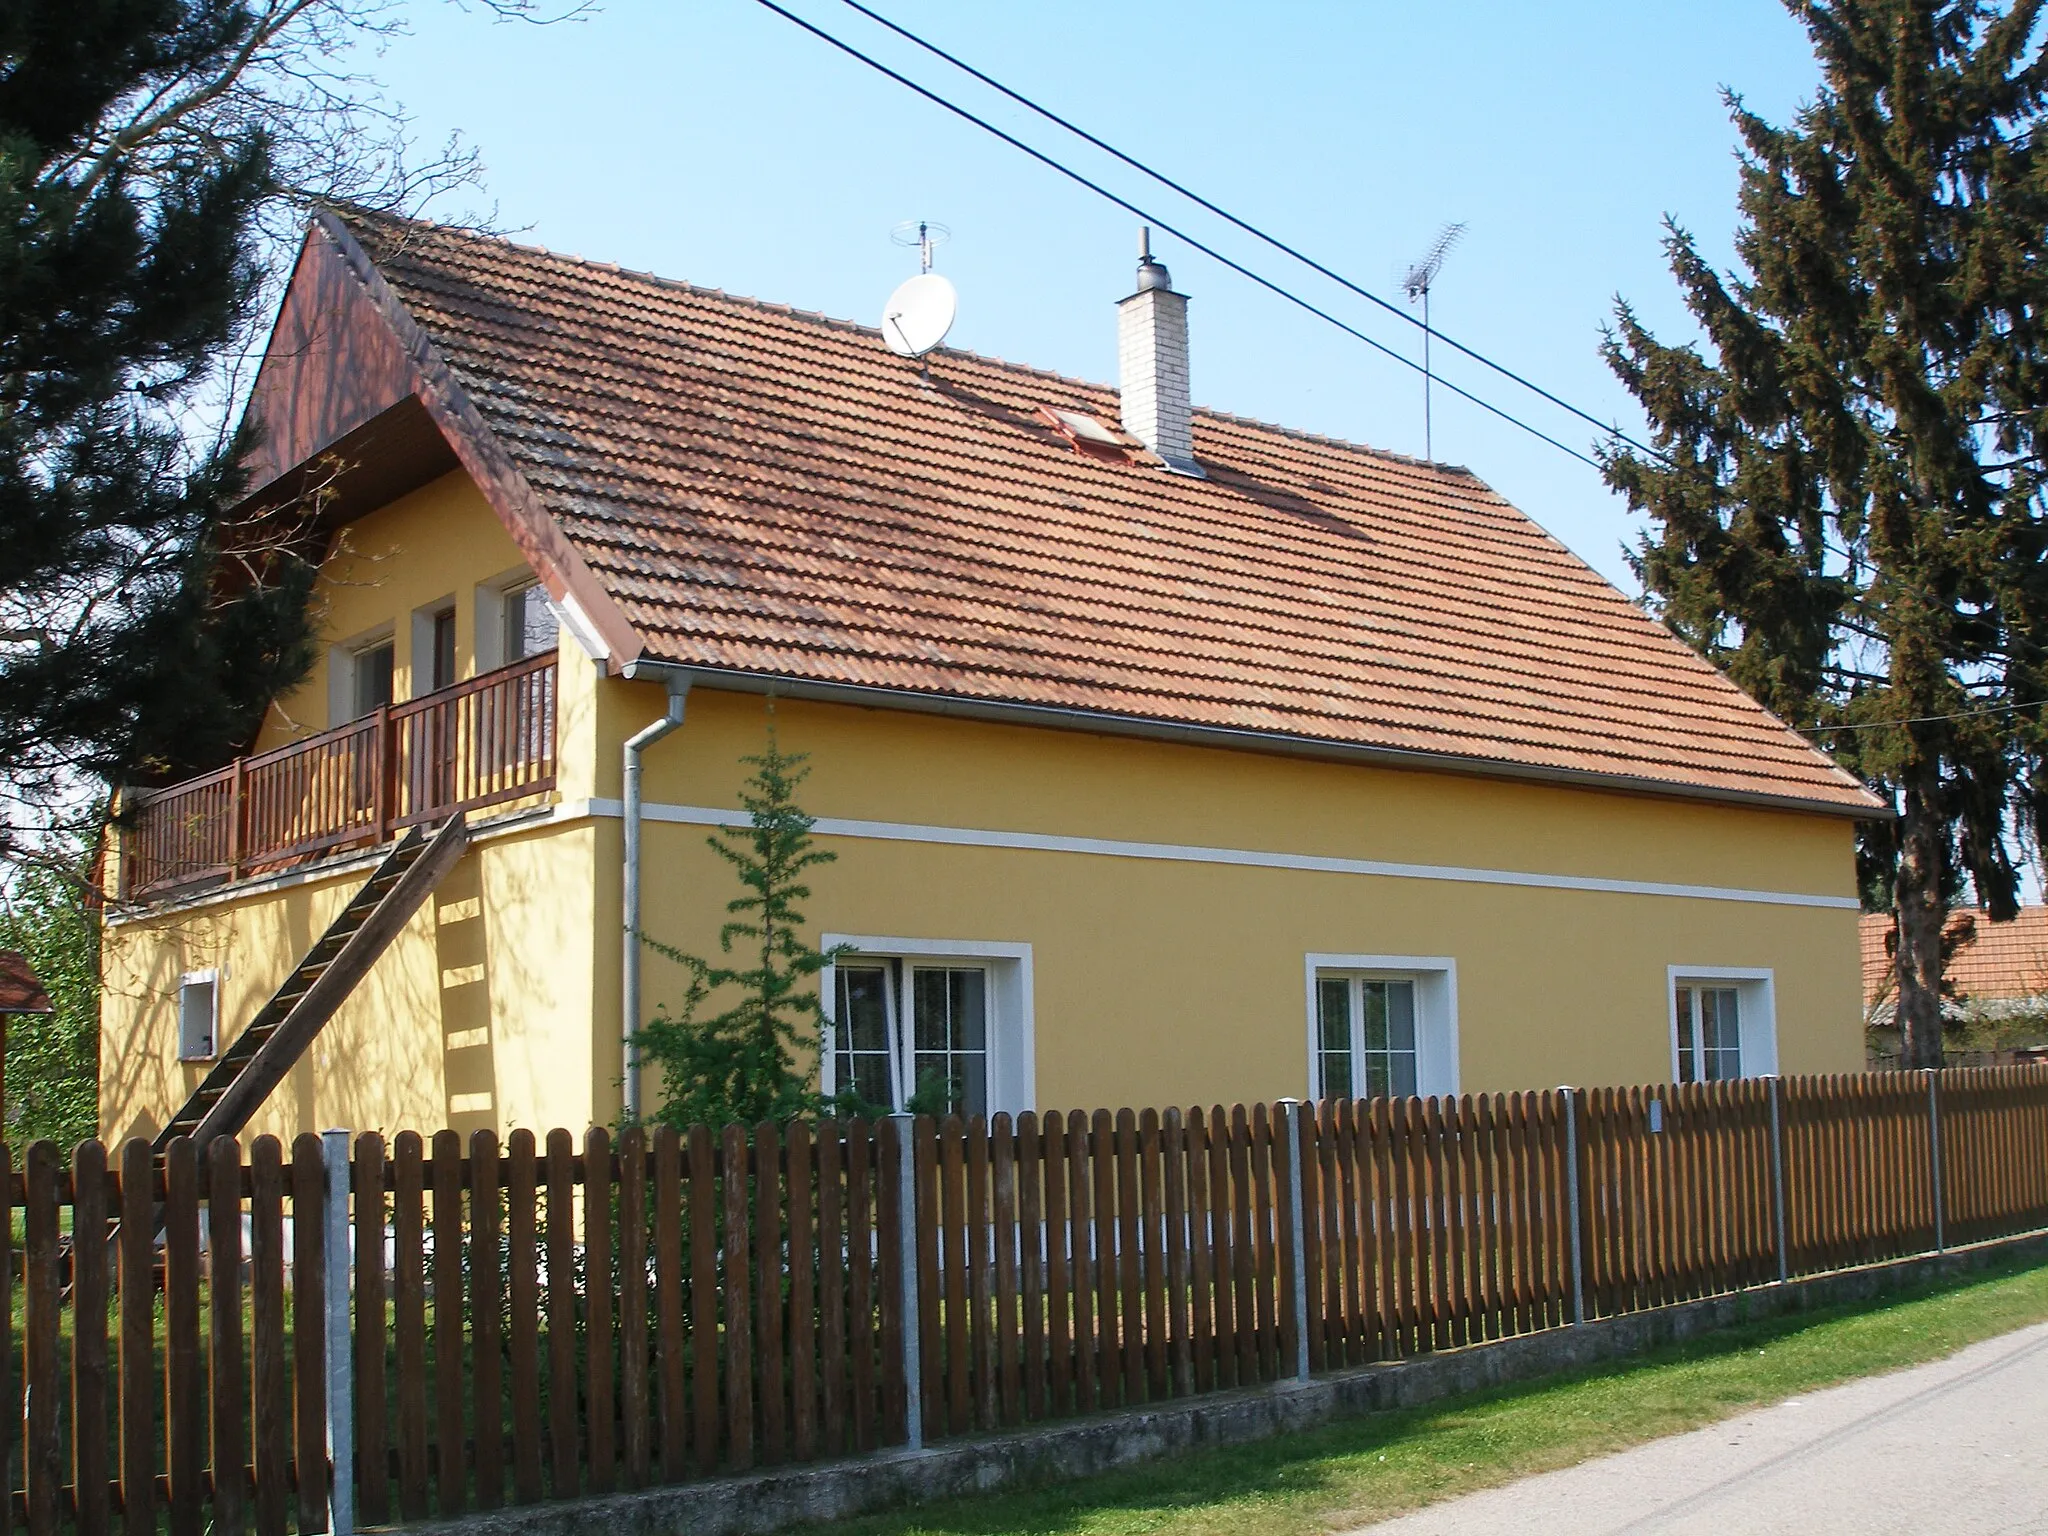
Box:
[1117,229,1204,477]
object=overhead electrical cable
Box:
[747,0,1606,470]
[829,0,1664,465]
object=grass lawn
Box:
[823,1255,2048,1536]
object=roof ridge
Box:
[341,205,1476,483]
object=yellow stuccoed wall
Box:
[254,468,538,747]
[100,469,1868,1141]
[607,684,1864,1121]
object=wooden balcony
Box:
[123,651,557,901]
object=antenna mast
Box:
[1402,222,1466,461]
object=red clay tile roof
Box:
[336,212,1879,815]
[1860,908,2048,1007]
[0,952,52,1014]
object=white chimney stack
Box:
[1117,229,1204,477]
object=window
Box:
[822,938,1033,1117]
[1316,975,1418,1098]
[830,961,989,1116]
[503,580,557,664]
[351,639,394,718]
[1668,968,1777,1082]
[178,971,218,1060]
[1305,955,1458,1102]
[429,607,457,692]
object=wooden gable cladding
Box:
[242,228,424,491]
[230,216,645,670]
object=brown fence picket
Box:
[469,1130,505,1509]
[753,1123,788,1466]
[585,1128,616,1496]
[816,1121,846,1456]
[1114,1110,1144,1406]
[1016,1113,1047,1421]
[1041,1112,1073,1416]
[875,1118,906,1446]
[391,1132,428,1520]
[614,1126,649,1490]
[69,1142,109,1536]
[430,1131,465,1517]
[208,1136,247,1536]
[914,1117,943,1435]
[992,1115,1023,1427]
[23,1142,59,1536]
[720,1124,754,1472]
[291,1134,329,1533]
[544,1130,579,1498]
[846,1121,878,1454]
[1140,1110,1169,1400]
[504,1130,542,1503]
[1064,1112,1098,1414]
[249,1138,288,1536]
[1185,1109,1216,1393]
[966,1116,996,1432]
[1161,1109,1193,1397]
[788,1122,818,1462]
[164,1137,204,1536]
[666,1126,699,1480]
[351,1133,389,1525]
[119,1140,156,1536]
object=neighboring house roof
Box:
[1860,908,2048,1009]
[0,952,52,1014]
[246,210,1883,817]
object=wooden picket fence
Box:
[5,1066,2048,1534]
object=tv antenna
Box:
[1402,222,1466,461]
[882,221,957,380]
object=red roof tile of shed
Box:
[1860,908,2048,1008]
[331,212,1879,815]
[0,952,52,1014]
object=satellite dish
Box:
[881,272,957,358]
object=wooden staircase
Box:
[155,812,472,1154]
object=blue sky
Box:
[369,0,1821,588]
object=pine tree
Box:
[0,1,554,865]
[1603,0,2048,1068]
[634,724,843,1130]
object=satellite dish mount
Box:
[884,221,957,380]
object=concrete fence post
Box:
[1562,1088,1586,1326]
[1281,1101,1310,1382]
[1768,1076,1790,1284]
[1928,1069,1946,1254]
[893,1113,924,1451]
[321,1129,355,1536]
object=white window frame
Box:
[178,969,219,1061]
[410,596,459,696]
[1667,965,1778,1081]
[327,623,395,725]
[475,567,560,672]
[820,936,1035,1116]
[1303,953,1459,1101]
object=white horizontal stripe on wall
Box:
[572,799,1860,911]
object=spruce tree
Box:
[1603,0,2048,1068]
[634,725,843,1130]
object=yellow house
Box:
[98,211,1883,1145]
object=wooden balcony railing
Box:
[124,651,557,900]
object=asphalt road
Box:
[1351,1319,2048,1535]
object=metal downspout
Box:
[622,678,689,1121]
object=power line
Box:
[747,0,1607,471]
[1804,699,2048,733]
[830,0,1665,466]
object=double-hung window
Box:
[1315,974,1419,1099]
[1668,969,1776,1082]
[824,939,1033,1118]
[830,959,990,1117]
[1306,955,1457,1102]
